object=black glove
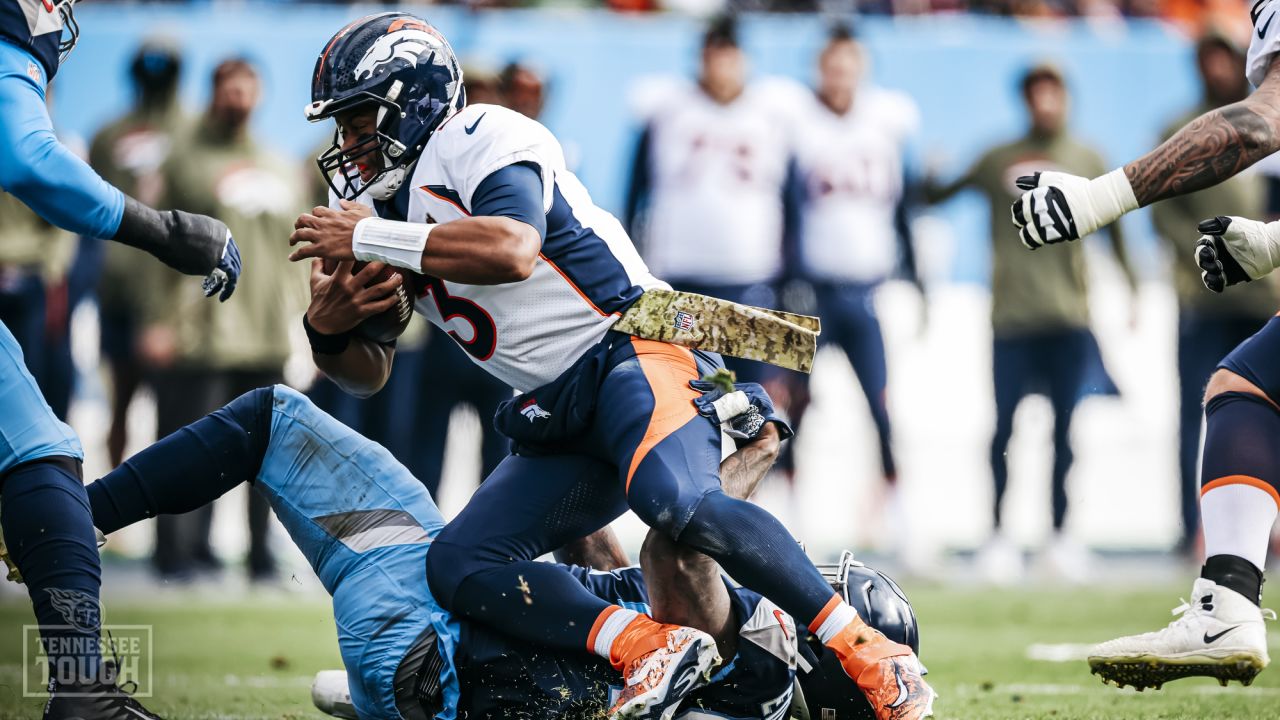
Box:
[113,196,241,300]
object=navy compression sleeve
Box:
[0,42,124,239]
[470,162,547,240]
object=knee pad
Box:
[220,386,275,452]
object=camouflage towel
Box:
[614,288,821,373]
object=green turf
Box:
[0,584,1276,719]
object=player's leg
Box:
[424,453,629,648]
[977,335,1026,583]
[425,449,728,720]
[1176,313,1215,551]
[596,339,933,718]
[1090,316,1280,689]
[0,324,160,718]
[834,284,896,481]
[1040,331,1095,582]
[90,385,451,717]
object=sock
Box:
[587,606,643,668]
[1202,554,1265,606]
[88,387,273,533]
[810,594,861,645]
[1198,391,1280,588]
[1,457,103,683]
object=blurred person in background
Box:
[925,63,1137,584]
[90,38,187,467]
[139,57,306,582]
[0,187,77,416]
[625,14,796,384]
[775,24,923,553]
[1150,31,1278,557]
[500,59,546,121]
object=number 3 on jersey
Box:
[419,276,498,361]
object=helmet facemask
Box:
[310,82,414,202]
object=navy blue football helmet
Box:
[306,12,464,201]
[794,552,923,719]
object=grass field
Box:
[0,584,1277,719]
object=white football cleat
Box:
[1088,578,1276,690]
[311,670,358,719]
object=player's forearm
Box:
[312,337,394,399]
[720,423,781,501]
[418,216,540,284]
[1124,89,1280,207]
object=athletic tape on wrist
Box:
[352,217,432,272]
[1085,168,1139,231]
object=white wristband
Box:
[1083,168,1139,234]
[352,217,433,272]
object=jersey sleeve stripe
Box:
[422,185,472,216]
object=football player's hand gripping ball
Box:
[1010,169,1137,249]
[1195,215,1280,293]
[305,259,404,335]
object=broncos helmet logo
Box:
[46,588,101,633]
[352,28,443,83]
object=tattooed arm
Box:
[1125,58,1280,206]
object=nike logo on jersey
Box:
[465,112,487,135]
[1253,0,1275,37]
[1204,626,1239,644]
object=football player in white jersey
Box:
[287,12,934,720]
[1008,10,1280,692]
[776,24,922,527]
[624,14,796,383]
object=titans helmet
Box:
[794,552,922,720]
[306,12,465,201]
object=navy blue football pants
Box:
[427,338,839,652]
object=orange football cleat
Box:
[827,618,936,720]
[608,622,721,720]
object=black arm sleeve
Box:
[112,196,228,276]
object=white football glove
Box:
[1195,216,1280,293]
[1010,169,1138,249]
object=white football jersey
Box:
[632,79,793,286]
[1249,0,1280,87]
[792,87,919,284]
[339,104,666,393]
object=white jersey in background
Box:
[338,104,666,393]
[631,79,793,286]
[1248,0,1280,87]
[792,86,919,284]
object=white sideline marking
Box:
[1025,643,1096,662]
[222,674,313,689]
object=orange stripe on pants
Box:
[625,339,701,492]
[1201,474,1280,510]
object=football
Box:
[351,261,416,344]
